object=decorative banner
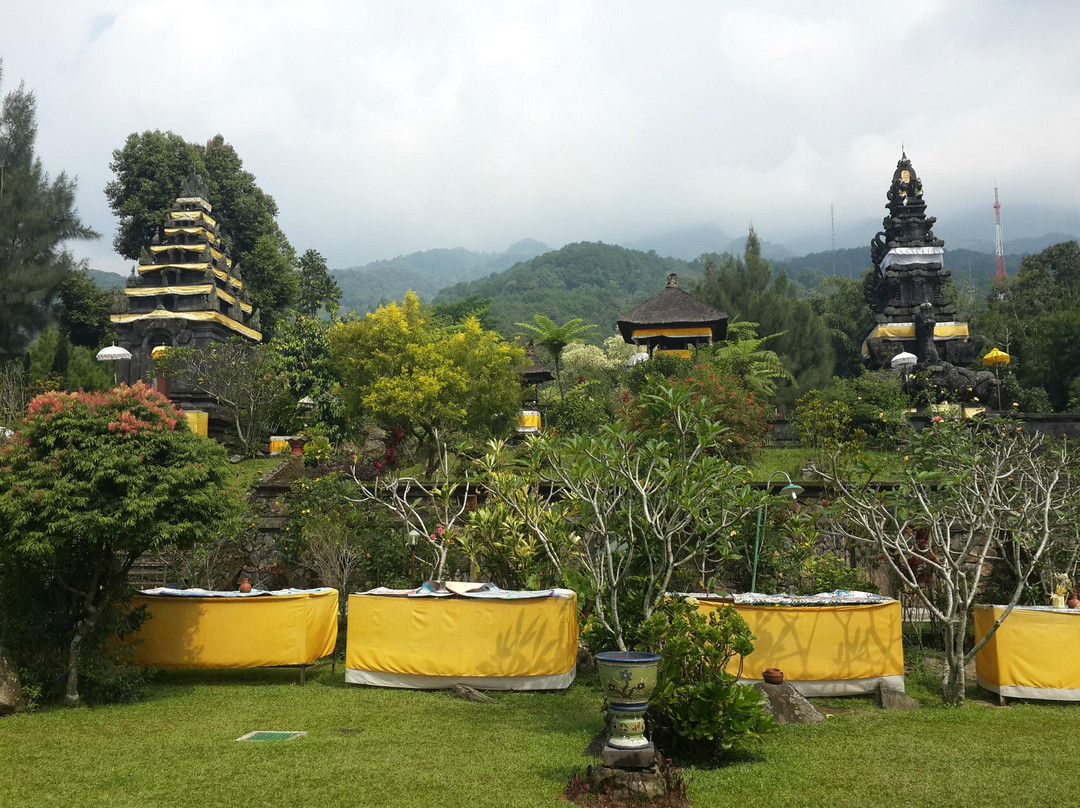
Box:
[880,246,944,270]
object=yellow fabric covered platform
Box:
[345,589,578,689]
[695,598,905,695]
[975,605,1080,701]
[131,588,337,669]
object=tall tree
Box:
[809,274,877,378]
[694,228,834,407]
[56,268,116,349]
[0,66,98,359]
[973,241,1080,410]
[296,248,341,319]
[104,131,202,262]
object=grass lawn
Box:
[220,456,286,492]
[0,668,1075,808]
[751,447,901,483]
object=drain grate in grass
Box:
[236,730,307,742]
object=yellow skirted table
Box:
[130,588,338,680]
[346,588,578,689]
[975,605,1080,701]
[695,596,905,696]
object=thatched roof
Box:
[617,273,728,343]
[519,340,555,384]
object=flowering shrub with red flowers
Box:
[0,383,242,706]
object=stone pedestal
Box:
[601,743,656,769]
[588,763,666,800]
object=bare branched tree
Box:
[349,442,473,581]
[483,383,763,650]
[816,420,1080,705]
[303,520,362,614]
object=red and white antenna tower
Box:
[994,185,1007,280]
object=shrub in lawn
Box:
[0,384,242,705]
[637,596,774,763]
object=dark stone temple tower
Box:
[110,175,262,420]
[862,154,995,402]
[862,153,983,368]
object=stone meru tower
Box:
[110,174,262,414]
[862,154,995,403]
[862,153,983,368]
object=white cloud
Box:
[4,0,1080,272]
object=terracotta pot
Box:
[762,667,784,685]
[238,578,252,593]
[288,438,305,456]
[1068,589,1079,610]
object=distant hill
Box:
[87,268,126,291]
[332,239,550,315]
[433,242,694,339]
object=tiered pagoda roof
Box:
[618,272,727,358]
[110,175,262,341]
[862,154,980,367]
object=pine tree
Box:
[0,65,97,359]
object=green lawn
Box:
[1,669,1075,808]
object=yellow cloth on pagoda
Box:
[345,592,578,684]
[130,589,337,668]
[695,600,904,694]
[974,605,1080,700]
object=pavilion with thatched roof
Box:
[617,272,728,359]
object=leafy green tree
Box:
[0,383,241,704]
[694,228,834,406]
[267,314,347,440]
[241,232,298,338]
[104,131,203,261]
[296,248,341,319]
[704,320,794,397]
[56,268,116,349]
[515,315,597,397]
[974,241,1080,410]
[201,134,279,260]
[24,325,113,393]
[809,274,877,378]
[329,292,525,470]
[0,68,98,359]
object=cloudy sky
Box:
[5,0,1080,273]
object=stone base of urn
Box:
[601,743,657,769]
[588,761,666,800]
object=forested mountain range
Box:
[433,242,696,339]
[331,238,550,315]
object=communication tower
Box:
[994,185,1007,280]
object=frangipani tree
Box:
[483,378,764,650]
[817,419,1080,705]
